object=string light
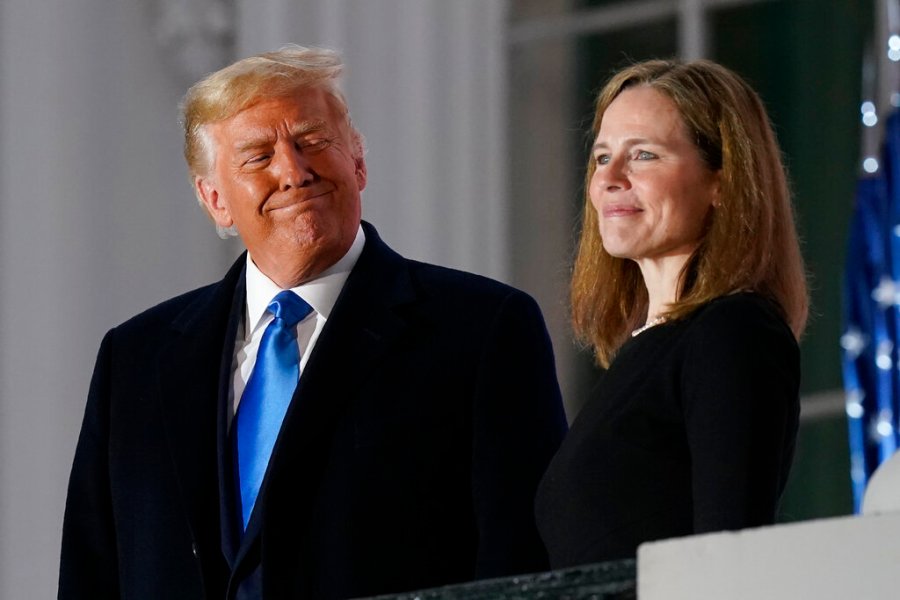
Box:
[845,389,865,419]
[889,34,900,61]
[862,101,878,127]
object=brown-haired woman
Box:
[535,59,808,567]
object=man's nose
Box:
[275,145,315,190]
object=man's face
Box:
[196,88,367,287]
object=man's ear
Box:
[354,155,368,191]
[350,130,368,191]
[195,176,233,228]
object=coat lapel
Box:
[292,222,415,430]
[217,266,247,566]
[156,256,246,572]
[232,224,417,582]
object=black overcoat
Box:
[59,222,567,599]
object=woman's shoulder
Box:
[684,291,798,352]
[690,291,791,329]
[678,292,801,414]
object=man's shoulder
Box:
[406,259,523,302]
[111,255,244,337]
[111,281,224,336]
[397,258,549,329]
[360,222,535,310]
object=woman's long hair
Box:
[571,59,808,367]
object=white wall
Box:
[0,0,235,596]
[639,513,900,599]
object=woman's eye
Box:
[595,154,610,165]
[636,150,657,160]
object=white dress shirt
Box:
[229,225,366,424]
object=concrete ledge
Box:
[638,512,900,599]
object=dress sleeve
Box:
[681,296,800,533]
[470,289,568,577]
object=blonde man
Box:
[60,46,566,600]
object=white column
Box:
[0,0,234,597]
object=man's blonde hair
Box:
[180,44,350,178]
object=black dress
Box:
[535,292,800,567]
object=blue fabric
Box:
[235,290,313,529]
[842,111,900,512]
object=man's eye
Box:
[301,138,331,151]
[245,154,270,165]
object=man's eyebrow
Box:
[289,120,329,137]
[233,120,331,154]
[234,133,276,154]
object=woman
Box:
[535,59,808,567]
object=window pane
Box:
[508,36,587,412]
[577,18,679,126]
[507,18,677,415]
[711,0,873,523]
[712,0,870,396]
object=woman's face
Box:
[589,86,719,270]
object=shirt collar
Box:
[244,224,366,335]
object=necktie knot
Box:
[268,290,313,328]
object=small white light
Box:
[890,34,900,51]
[877,419,894,437]
[889,48,900,62]
[876,339,894,370]
[862,101,879,125]
[872,277,896,306]
[864,157,880,173]
[893,224,900,237]
[841,327,867,359]
[847,402,865,419]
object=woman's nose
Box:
[597,156,630,191]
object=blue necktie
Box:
[235,290,313,530]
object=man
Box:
[59,45,567,600]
